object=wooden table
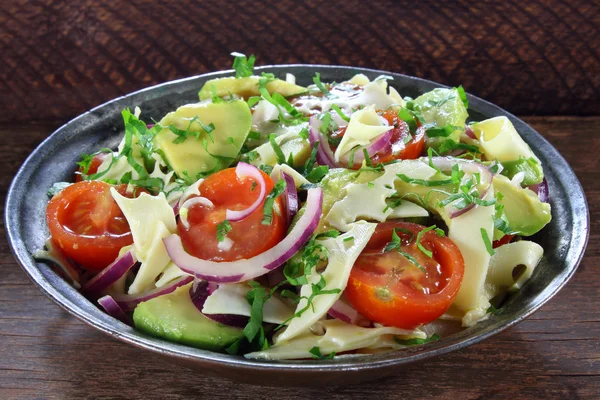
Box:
[1,0,599,398]
[1,117,598,399]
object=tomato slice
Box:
[345,222,464,329]
[493,234,514,248]
[372,110,426,163]
[75,154,107,182]
[178,168,286,262]
[329,109,425,169]
[46,181,136,271]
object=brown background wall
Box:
[1,0,599,123]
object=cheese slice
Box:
[325,161,433,231]
[334,106,390,162]
[275,222,376,343]
[448,188,496,312]
[127,220,172,294]
[110,189,176,255]
[246,319,423,360]
[202,283,293,324]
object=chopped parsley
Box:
[487,305,504,315]
[313,72,333,98]
[309,346,336,360]
[262,179,286,225]
[331,104,351,122]
[394,334,440,346]
[480,228,495,256]
[397,174,453,187]
[216,220,232,242]
[231,52,255,78]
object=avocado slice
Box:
[500,157,544,186]
[493,175,551,237]
[154,100,252,178]
[412,88,469,150]
[133,284,244,352]
[198,76,306,101]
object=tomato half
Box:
[372,110,426,163]
[330,109,425,169]
[178,168,286,262]
[75,154,107,182]
[345,222,464,329]
[46,181,135,271]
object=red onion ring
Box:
[339,129,393,167]
[179,196,214,229]
[225,162,267,222]
[98,295,133,325]
[328,300,371,327]
[528,178,549,203]
[465,125,476,139]
[282,172,298,224]
[163,187,323,283]
[82,250,137,296]
[110,275,193,312]
[308,115,337,167]
[189,281,248,328]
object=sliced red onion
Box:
[282,172,298,224]
[267,266,287,288]
[179,196,215,229]
[171,200,180,216]
[164,187,323,283]
[98,295,133,325]
[110,275,194,312]
[339,129,393,167]
[82,250,137,296]
[308,115,337,167]
[328,300,371,327]
[189,281,248,328]
[225,162,267,222]
[528,178,549,203]
[426,157,493,219]
[146,124,155,129]
[465,125,476,139]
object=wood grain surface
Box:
[0,117,598,399]
[0,0,599,122]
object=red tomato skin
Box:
[75,154,106,182]
[345,222,464,329]
[178,168,286,262]
[493,234,514,248]
[46,181,134,271]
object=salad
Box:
[37,54,551,360]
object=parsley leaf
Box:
[262,179,286,225]
[309,346,336,359]
[216,220,232,242]
[231,52,255,78]
[313,72,333,98]
[487,305,504,315]
[455,85,469,109]
[480,228,495,256]
[394,333,440,346]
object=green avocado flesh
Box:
[198,76,306,100]
[500,157,544,186]
[492,175,551,236]
[413,88,469,149]
[133,284,244,352]
[154,100,252,179]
